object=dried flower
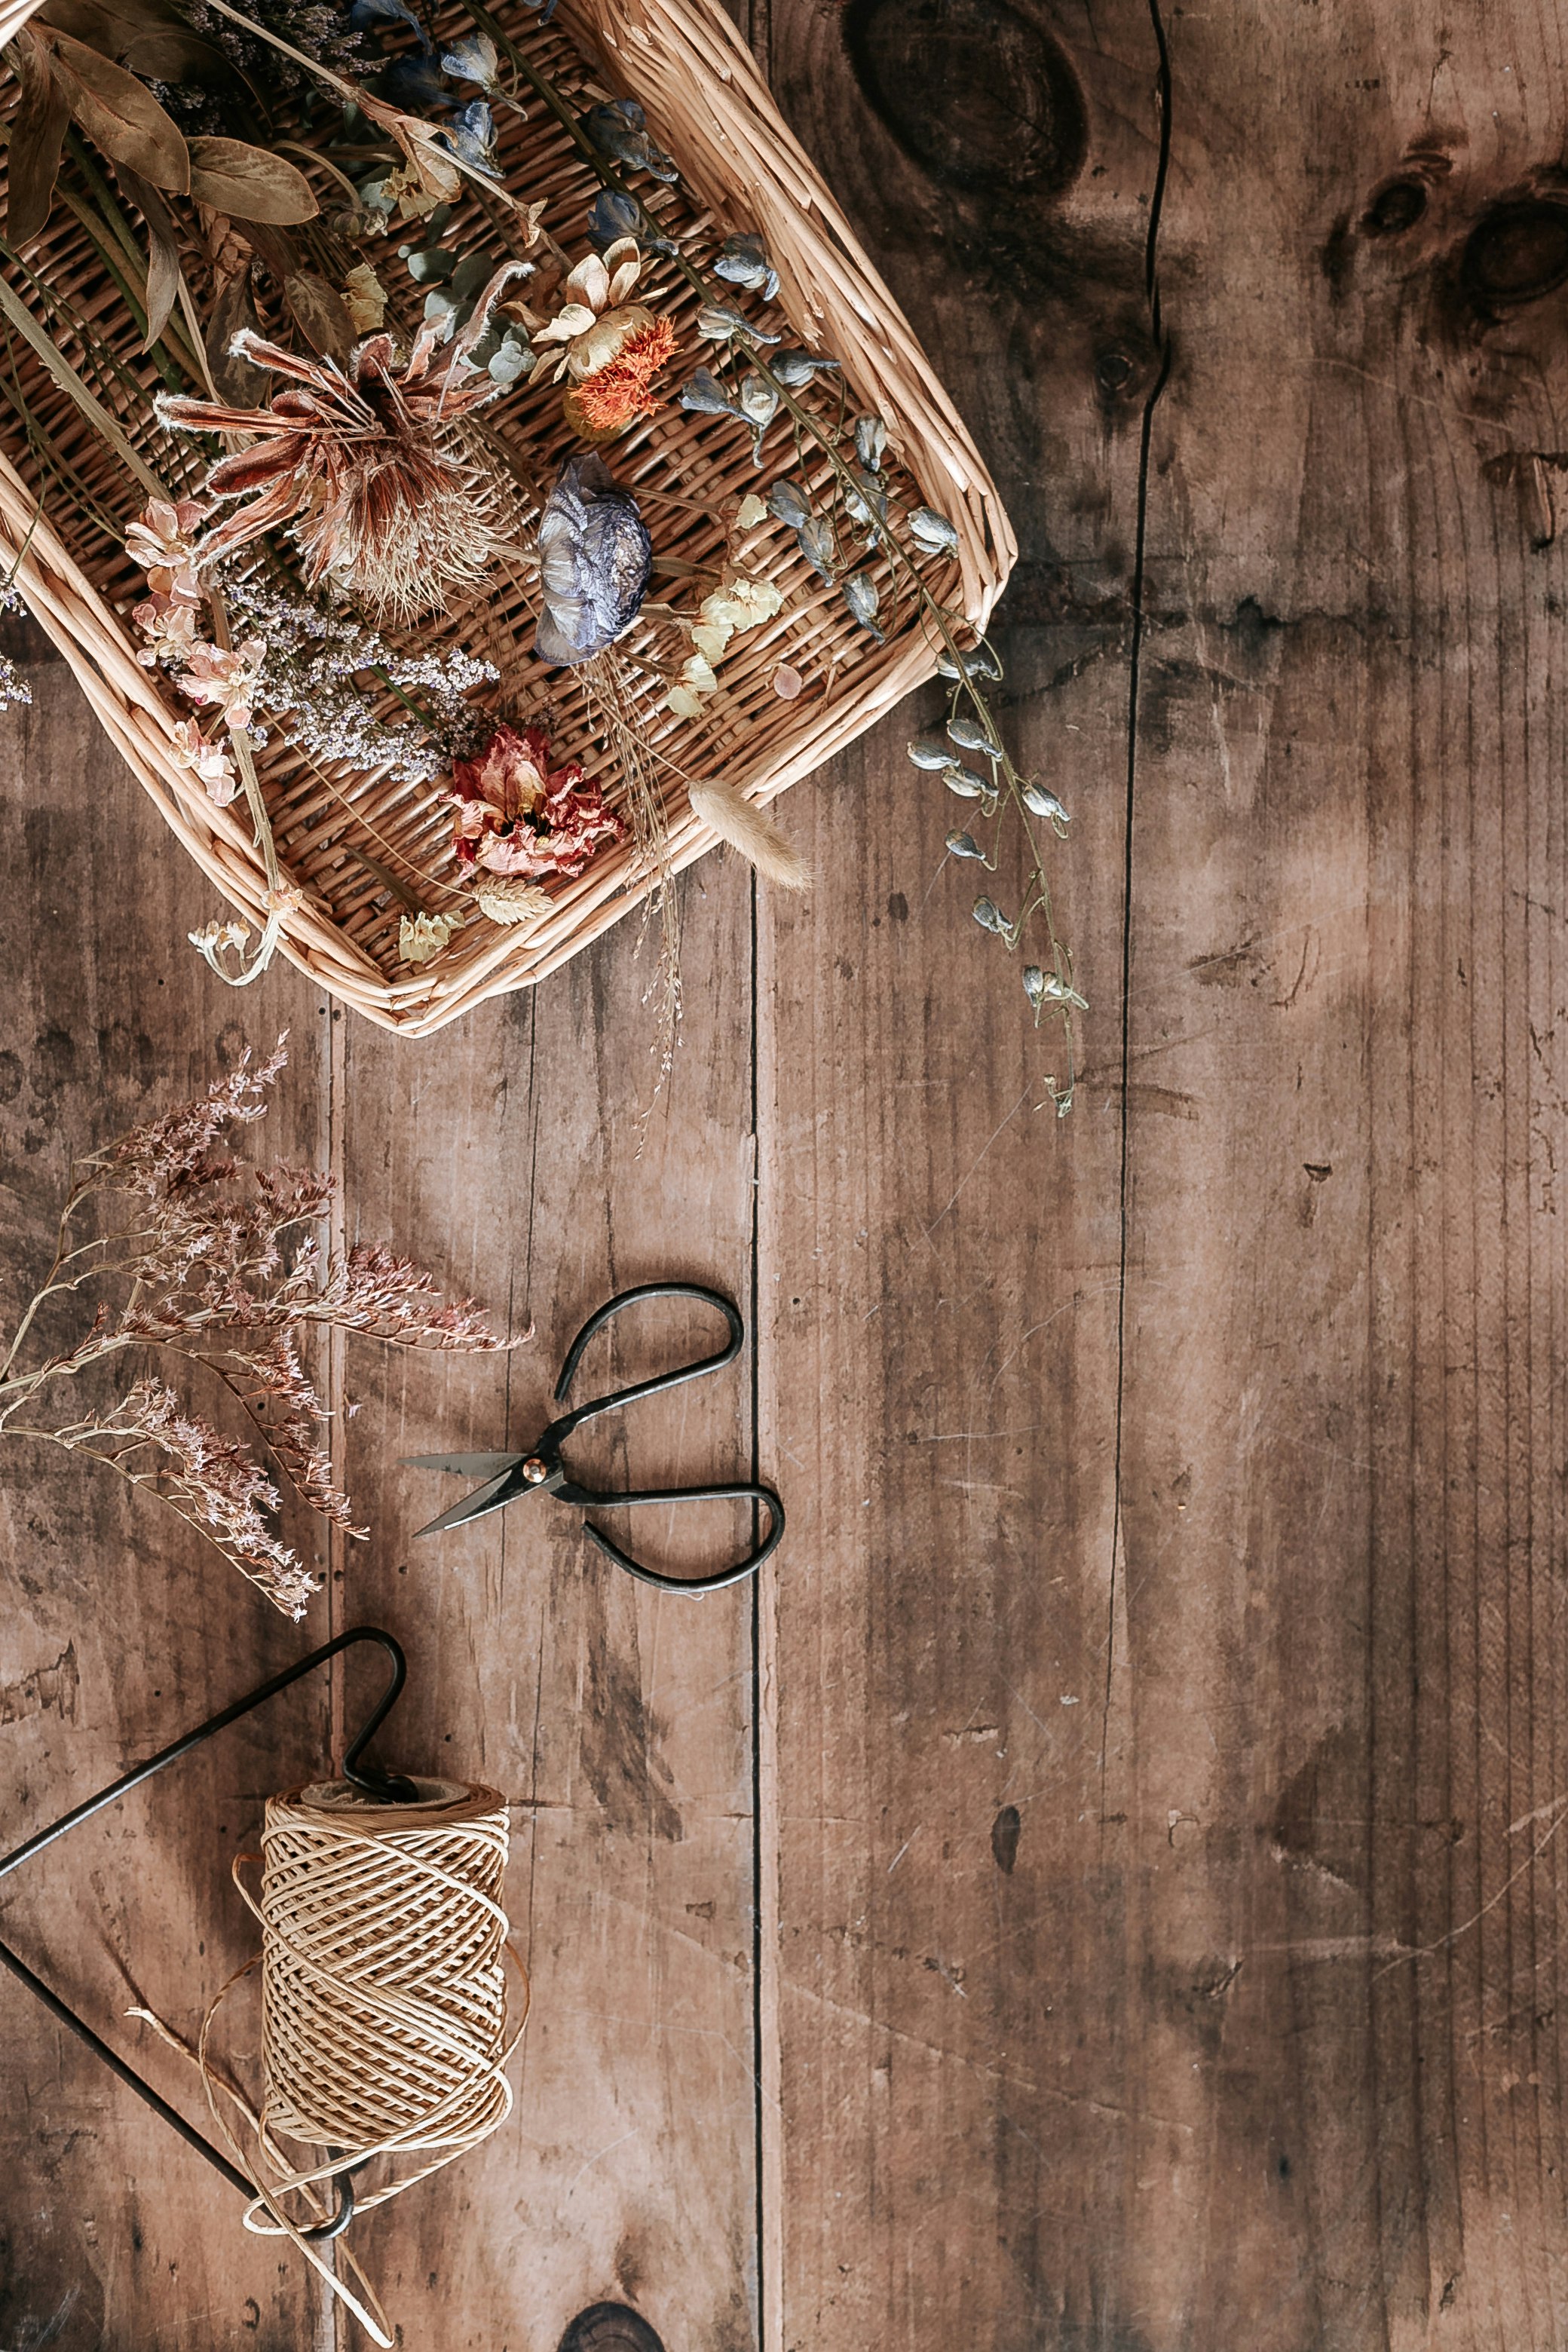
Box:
[217,571,497,787]
[156,273,528,623]
[537,240,677,438]
[343,262,388,332]
[398,909,463,963]
[180,636,268,730]
[169,717,240,806]
[534,455,652,666]
[470,874,553,927]
[0,1040,509,1615]
[451,721,626,890]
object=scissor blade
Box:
[403,1451,522,1478]
[412,1466,522,1539]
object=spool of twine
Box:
[258,1778,514,2161]
[189,1776,528,2347]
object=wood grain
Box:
[0,664,329,2352]
[759,0,1568,2345]
[327,856,763,2351]
[757,0,1157,2338]
[10,0,1568,2346]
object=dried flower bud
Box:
[907,733,951,770]
[1021,781,1070,825]
[767,479,811,528]
[972,897,1009,935]
[945,830,983,859]
[909,507,960,555]
[943,764,987,798]
[947,714,997,758]
[938,645,1002,683]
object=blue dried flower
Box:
[443,99,499,173]
[715,233,779,302]
[678,366,741,418]
[439,31,498,84]
[534,454,653,666]
[375,51,449,110]
[348,0,427,39]
[583,97,677,182]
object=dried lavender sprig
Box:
[219,570,498,785]
[0,586,32,710]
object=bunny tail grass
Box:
[688,778,810,890]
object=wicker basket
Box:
[0,0,1015,1033]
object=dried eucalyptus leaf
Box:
[6,35,71,246]
[405,247,455,284]
[117,162,180,348]
[188,136,317,225]
[207,268,268,404]
[122,27,235,81]
[42,23,189,191]
[38,0,193,47]
[284,269,353,359]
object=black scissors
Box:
[405,1282,784,1594]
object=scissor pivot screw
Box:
[522,1456,550,1485]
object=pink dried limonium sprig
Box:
[0,1038,510,1616]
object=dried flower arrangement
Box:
[0,1040,505,1614]
[0,0,1076,1090]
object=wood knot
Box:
[1361,176,1428,237]
[841,0,1087,198]
[559,2307,666,2352]
[1462,199,1568,310]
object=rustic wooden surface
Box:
[5,0,1568,2346]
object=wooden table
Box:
[3,0,1566,2342]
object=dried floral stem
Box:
[0,1041,510,1614]
[458,11,1077,1101]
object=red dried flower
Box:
[450,721,627,883]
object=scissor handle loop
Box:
[564,1478,786,1592]
[550,1282,744,1441]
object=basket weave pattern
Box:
[0,0,1015,1031]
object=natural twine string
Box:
[143,1778,529,2347]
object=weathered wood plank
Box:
[332,856,761,2350]
[757,0,1158,2340]
[1106,8,1568,2344]
[0,666,330,2351]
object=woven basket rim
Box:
[0,0,1017,1033]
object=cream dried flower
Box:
[536,239,677,437]
[180,637,268,732]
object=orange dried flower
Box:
[568,317,678,436]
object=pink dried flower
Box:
[169,718,240,807]
[179,638,268,733]
[0,1038,513,1613]
[451,721,626,884]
